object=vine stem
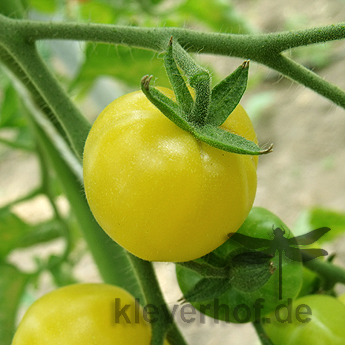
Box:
[0,14,344,109]
[127,255,188,345]
[0,31,90,160]
[253,321,274,345]
[302,252,345,285]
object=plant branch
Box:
[127,256,188,345]
[1,14,343,109]
[1,15,343,55]
[253,321,274,345]
[302,252,345,286]
[262,54,345,109]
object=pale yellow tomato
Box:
[83,88,258,262]
[12,283,168,345]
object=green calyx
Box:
[141,37,273,155]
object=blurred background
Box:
[1,0,345,344]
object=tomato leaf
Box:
[228,251,275,292]
[70,44,169,98]
[0,263,29,345]
[141,75,193,132]
[193,124,272,155]
[177,0,252,34]
[179,277,232,303]
[208,61,249,126]
[293,207,345,243]
[27,0,57,13]
[164,38,193,115]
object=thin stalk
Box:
[0,40,90,160]
[127,256,188,345]
[302,252,345,285]
[253,321,274,345]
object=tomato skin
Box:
[264,295,345,345]
[83,88,258,262]
[11,283,167,345]
[176,207,303,323]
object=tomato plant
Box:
[83,87,258,262]
[12,283,168,345]
[1,1,345,345]
[264,295,345,345]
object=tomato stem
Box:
[127,255,188,345]
[253,321,275,345]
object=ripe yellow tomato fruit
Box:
[83,88,258,262]
[12,283,168,345]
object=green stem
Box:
[0,37,90,160]
[36,144,71,263]
[253,321,274,345]
[0,15,343,109]
[127,256,188,345]
[0,45,70,147]
[302,252,345,286]
[2,15,343,54]
[261,54,345,109]
[2,186,42,209]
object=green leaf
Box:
[27,0,57,13]
[0,0,25,18]
[193,124,271,155]
[79,1,118,24]
[141,75,192,132]
[305,208,345,243]
[178,0,252,33]
[179,277,231,303]
[0,85,26,128]
[70,44,169,97]
[164,38,193,116]
[229,251,275,292]
[208,61,249,126]
[0,263,29,345]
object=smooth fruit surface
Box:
[83,88,258,262]
[12,283,165,345]
[264,294,345,345]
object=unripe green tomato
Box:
[83,88,258,262]
[12,283,168,345]
[177,207,303,323]
[264,295,345,345]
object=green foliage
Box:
[0,264,29,345]
[0,207,63,259]
[294,207,345,243]
[0,0,345,344]
[71,44,168,97]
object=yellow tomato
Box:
[83,88,258,262]
[12,283,168,345]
